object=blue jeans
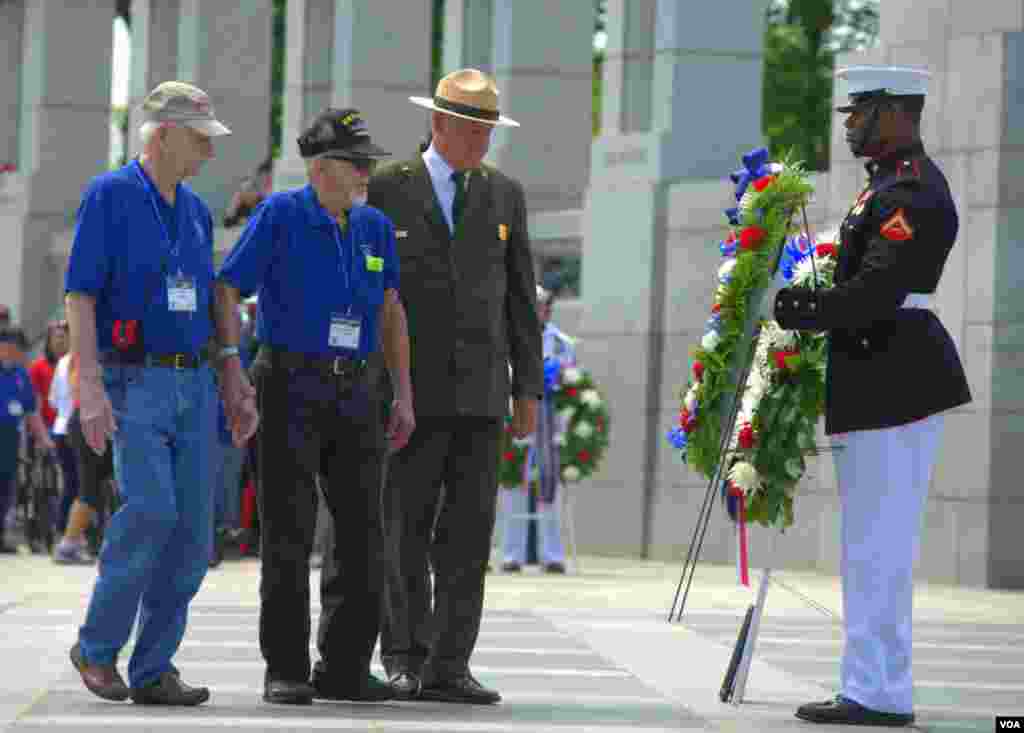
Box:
[78,364,216,688]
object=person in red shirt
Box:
[29,320,69,430]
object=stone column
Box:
[0,0,24,172]
[487,0,594,213]
[442,0,494,74]
[273,0,337,193]
[331,1,433,159]
[2,0,115,335]
[127,0,180,160]
[577,0,768,558]
[176,0,273,219]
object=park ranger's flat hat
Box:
[140,81,231,136]
[409,69,520,127]
[835,66,930,112]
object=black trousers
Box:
[255,364,386,686]
[380,416,503,682]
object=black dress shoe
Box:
[544,562,567,574]
[796,695,914,727]
[420,673,501,705]
[501,562,521,573]
[130,671,210,706]
[313,673,396,702]
[263,678,315,705]
[389,671,422,700]
[70,642,131,701]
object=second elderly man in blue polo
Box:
[215,108,415,706]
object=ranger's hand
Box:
[386,395,415,453]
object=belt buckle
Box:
[174,353,187,370]
[332,356,346,377]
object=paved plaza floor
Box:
[1,552,1021,732]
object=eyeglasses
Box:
[326,155,376,174]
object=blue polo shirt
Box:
[0,364,35,427]
[217,185,399,359]
[64,160,215,354]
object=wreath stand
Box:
[667,204,834,706]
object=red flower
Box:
[711,303,721,314]
[678,407,690,428]
[693,361,705,381]
[740,226,767,251]
[772,349,799,371]
[503,451,516,462]
[682,418,697,434]
[752,175,776,192]
[738,423,756,449]
[566,387,578,397]
[577,449,591,463]
[815,242,838,258]
[725,230,737,244]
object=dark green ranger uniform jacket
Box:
[368,158,543,418]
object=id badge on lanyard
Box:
[329,313,361,350]
[167,270,198,313]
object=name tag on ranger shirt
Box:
[329,314,361,350]
[167,273,198,313]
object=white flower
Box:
[562,367,582,386]
[555,433,568,446]
[574,421,594,439]
[559,406,576,422]
[581,389,602,408]
[684,388,698,414]
[738,188,757,214]
[718,258,738,283]
[701,330,721,352]
[562,466,581,482]
[764,321,797,350]
[728,461,761,493]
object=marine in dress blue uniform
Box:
[216,108,414,706]
[773,67,972,728]
[65,81,236,707]
[501,286,574,572]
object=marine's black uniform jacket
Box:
[774,143,972,434]
[368,158,543,417]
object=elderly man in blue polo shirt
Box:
[64,81,256,707]
[215,107,415,706]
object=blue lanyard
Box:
[330,215,356,316]
[134,160,180,259]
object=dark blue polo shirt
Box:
[64,160,215,354]
[0,364,35,427]
[217,185,399,359]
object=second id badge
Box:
[329,314,361,350]
[167,273,197,313]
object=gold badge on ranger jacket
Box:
[498,224,509,241]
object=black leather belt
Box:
[258,346,367,379]
[101,350,209,370]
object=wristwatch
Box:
[216,345,240,362]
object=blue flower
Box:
[724,207,740,226]
[729,147,771,202]
[780,235,812,282]
[720,239,738,258]
[706,314,722,333]
[543,357,562,393]
[666,426,688,450]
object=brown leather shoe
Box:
[130,671,210,706]
[70,642,130,701]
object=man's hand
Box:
[79,374,116,456]
[386,395,415,453]
[218,357,259,446]
[510,397,539,439]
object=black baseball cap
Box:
[297,108,390,160]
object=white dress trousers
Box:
[832,411,944,714]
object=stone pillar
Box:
[127,0,180,160]
[273,0,337,192]
[331,1,433,160]
[577,0,768,558]
[176,0,273,219]
[2,0,115,335]
[0,0,24,172]
[486,0,593,213]
[442,0,494,74]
